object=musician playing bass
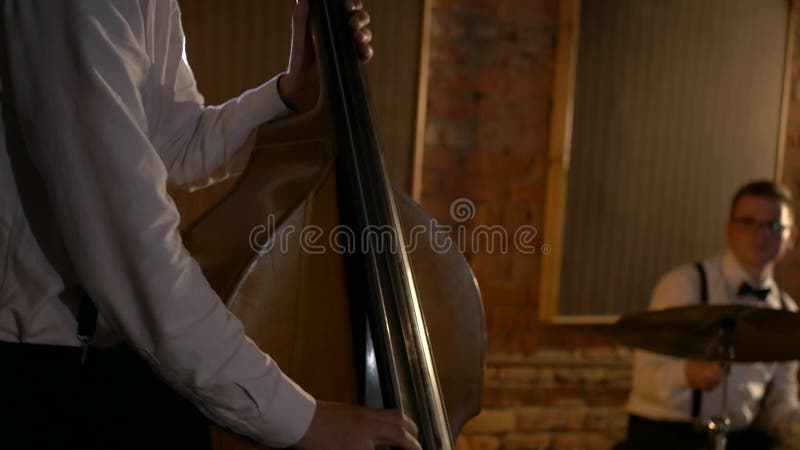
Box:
[0,1,420,449]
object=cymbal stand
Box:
[704,317,736,450]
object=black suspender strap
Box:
[695,262,708,304]
[77,291,98,365]
[692,262,708,420]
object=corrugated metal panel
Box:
[559,0,789,315]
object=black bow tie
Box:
[738,282,770,301]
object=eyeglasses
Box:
[730,217,792,234]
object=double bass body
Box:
[182,2,485,447]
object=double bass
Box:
[181,1,485,447]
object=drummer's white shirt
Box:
[627,250,800,440]
[0,1,315,447]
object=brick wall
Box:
[422,1,800,449]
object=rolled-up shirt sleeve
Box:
[2,0,314,446]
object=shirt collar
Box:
[722,249,776,293]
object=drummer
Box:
[623,180,800,450]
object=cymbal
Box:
[612,304,800,362]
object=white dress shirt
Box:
[627,250,800,441]
[0,0,315,446]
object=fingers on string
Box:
[345,0,364,13]
[348,9,371,30]
[373,409,420,450]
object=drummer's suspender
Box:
[691,262,707,420]
[691,262,787,421]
